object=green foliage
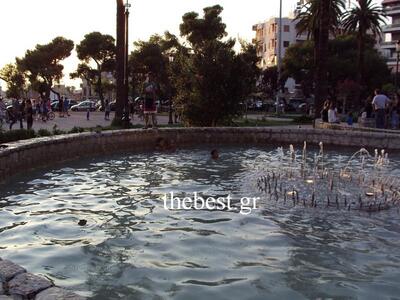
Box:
[70,63,97,86]
[69,127,85,134]
[342,0,386,41]
[37,129,52,137]
[17,37,74,98]
[180,5,227,48]
[0,129,36,143]
[75,32,116,105]
[0,63,27,98]
[382,83,395,96]
[171,6,259,126]
[295,0,345,41]
[283,34,390,104]
[52,125,66,135]
[292,115,314,124]
[129,32,178,99]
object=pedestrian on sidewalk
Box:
[25,99,33,130]
[58,97,64,117]
[64,97,70,117]
[87,101,92,121]
[105,99,111,120]
[0,97,6,127]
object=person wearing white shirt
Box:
[372,89,389,129]
[328,103,339,123]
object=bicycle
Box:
[42,111,55,122]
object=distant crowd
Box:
[0,96,71,130]
[321,89,400,130]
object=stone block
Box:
[0,296,13,300]
[35,287,86,300]
[0,260,26,282]
[8,273,52,299]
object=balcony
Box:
[381,41,396,49]
[384,5,400,15]
[383,23,400,33]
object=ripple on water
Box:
[1,147,400,299]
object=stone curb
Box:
[0,258,85,300]
[1,127,400,183]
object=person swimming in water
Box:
[211,149,219,160]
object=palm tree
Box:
[342,0,386,96]
[295,0,345,119]
[295,0,344,43]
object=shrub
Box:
[69,126,85,134]
[0,129,36,143]
[37,129,52,137]
[293,115,314,124]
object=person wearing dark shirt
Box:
[25,99,34,130]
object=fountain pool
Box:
[1,145,400,300]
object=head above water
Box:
[211,149,219,160]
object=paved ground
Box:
[2,112,173,131]
[1,112,294,132]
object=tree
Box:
[76,32,116,108]
[0,63,26,98]
[17,37,74,99]
[70,63,97,97]
[283,34,390,110]
[128,31,180,105]
[260,66,289,98]
[295,0,345,118]
[171,5,259,126]
[295,0,345,42]
[342,0,386,94]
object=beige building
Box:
[252,16,307,69]
[381,0,400,72]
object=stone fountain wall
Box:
[1,127,400,183]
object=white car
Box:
[70,101,96,112]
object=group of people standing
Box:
[0,97,34,130]
[0,96,70,131]
[321,89,400,129]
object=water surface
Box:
[1,146,400,300]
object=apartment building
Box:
[252,16,307,69]
[381,0,400,72]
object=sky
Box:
[0,0,381,90]
[0,0,302,90]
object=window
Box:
[283,41,290,48]
[284,25,290,32]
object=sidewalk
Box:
[2,112,174,131]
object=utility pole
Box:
[115,0,125,123]
[123,0,131,128]
[276,0,283,114]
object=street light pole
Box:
[276,0,283,115]
[168,56,174,125]
[396,40,400,93]
[115,0,125,122]
[123,0,131,128]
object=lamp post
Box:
[275,0,283,115]
[396,40,400,93]
[123,0,131,128]
[116,0,125,122]
[168,55,174,125]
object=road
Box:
[1,112,296,132]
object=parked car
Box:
[70,101,96,112]
[287,98,307,112]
